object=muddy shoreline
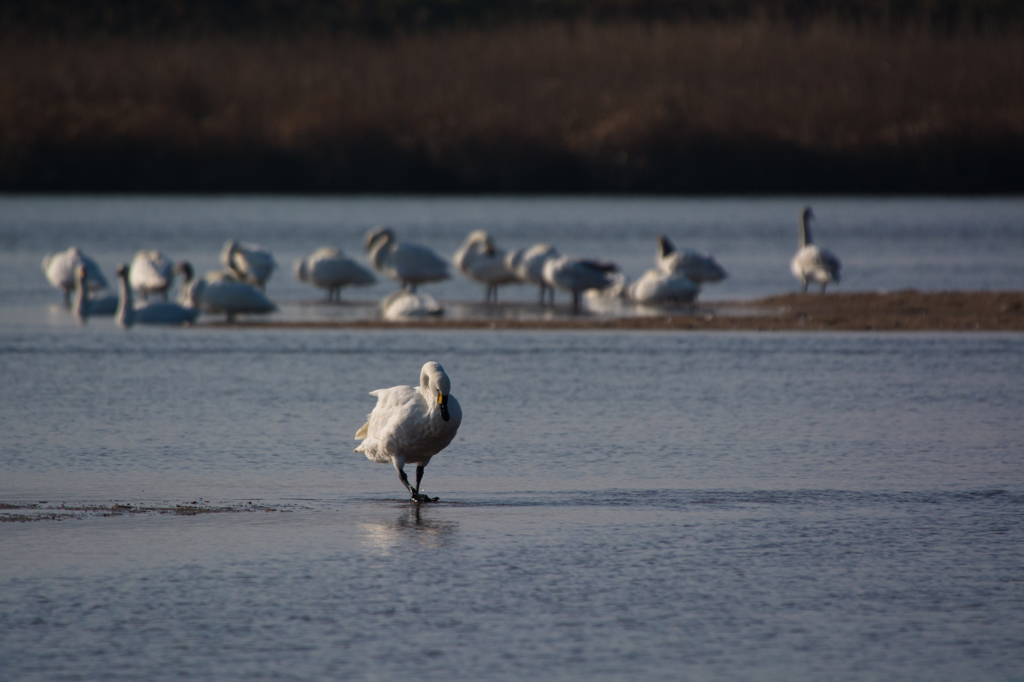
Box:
[206,291,1024,332]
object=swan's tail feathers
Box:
[355,422,369,440]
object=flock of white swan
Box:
[42,205,841,325]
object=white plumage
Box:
[221,240,277,290]
[294,247,376,301]
[656,236,728,283]
[452,230,519,303]
[115,264,198,327]
[380,290,444,320]
[355,361,463,502]
[628,268,700,304]
[505,243,559,305]
[177,262,275,322]
[542,255,618,312]
[42,246,108,307]
[128,250,176,300]
[72,264,118,322]
[790,207,842,294]
[365,227,449,291]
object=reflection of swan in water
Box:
[220,240,277,290]
[115,264,199,327]
[43,246,108,307]
[791,206,842,293]
[294,247,376,301]
[359,507,458,554]
[355,362,462,503]
[452,230,519,303]
[365,227,449,291]
[505,243,559,305]
[72,264,118,322]
[656,236,727,283]
[542,255,618,313]
[177,262,275,322]
[380,290,443,320]
[128,250,176,300]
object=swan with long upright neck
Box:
[115,264,199,327]
[453,230,519,303]
[790,206,842,293]
[355,361,463,503]
[365,227,449,291]
[72,264,118,322]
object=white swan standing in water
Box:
[505,243,559,305]
[790,207,842,293]
[177,262,275,322]
[128,250,176,300]
[380,290,444,320]
[542,255,618,313]
[115,264,199,327]
[452,230,519,303]
[220,240,277,290]
[42,246,108,307]
[355,361,462,503]
[72,264,118,322]
[294,247,376,301]
[656,236,728,284]
[365,227,449,291]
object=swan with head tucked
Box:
[628,268,700,304]
[177,262,275,322]
[453,230,519,303]
[115,264,199,327]
[365,227,449,291]
[72,264,118,322]
[790,207,842,293]
[294,247,376,301]
[656,236,727,284]
[221,240,277,290]
[43,246,108,307]
[542,255,618,313]
[355,361,463,503]
[380,290,444,320]
[505,243,559,305]
[128,250,176,300]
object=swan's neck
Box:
[800,213,814,247]
[369,238,390,269]
[73,278,87,321]
[116,273,134,327]
[659,237,675,258]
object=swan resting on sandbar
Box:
[355,362,462,503]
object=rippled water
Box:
[1,197,1024,680]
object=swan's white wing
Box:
[381,291,443,319]
[629,269,699,303]
[544,256,617,293]
[129,250,174,293]
[660,249,727,283]
[383,242,449,285]
[197,279,275,314]
[43,247,107,291]
[309,252,376,287]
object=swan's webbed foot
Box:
[411,493,439,503]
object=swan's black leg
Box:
[397,465,416,496]
[411,464,437,503]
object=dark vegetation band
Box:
[4,0,1024,36]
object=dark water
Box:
[1,197,1024,680]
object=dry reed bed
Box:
[2,22,1023,190]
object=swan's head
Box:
[174,261,194,283]
[657,235,676,258]
[464,230,495,255]
[420,361,453,422]
[802,206,815,223]
[365,227,394,252]
[115,263,129,280]
[220,240,239,263]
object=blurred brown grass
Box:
[2,21,1023,191]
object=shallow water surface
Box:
[2,326,1023,681]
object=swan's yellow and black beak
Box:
[438,393,450,422]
